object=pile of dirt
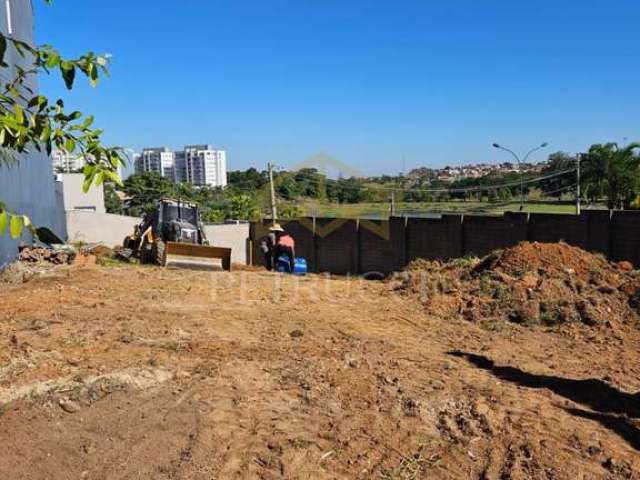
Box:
[393,241,640,329]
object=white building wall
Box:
[0,0,66,267]
[140,147,175,180]
[51,150,86,173]
[56,174,105,214]
[182,145,227,187]
[66,211,249,264]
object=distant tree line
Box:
[105,142,640,220]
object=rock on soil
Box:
[392,241,640,330]
[58,398,80,414]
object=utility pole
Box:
[576,153,581,215]
[267,162,277,223]
[390,190,396,217]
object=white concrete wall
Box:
[56,173,105,213]
[66,211,249,264]
[66,211,139,247]
[0,0,66,268]
[204,223,248,264]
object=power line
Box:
[123,168,577,198]
[312,168,577,194]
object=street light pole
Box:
[492,142,548,211]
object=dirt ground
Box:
[1,251,639,479]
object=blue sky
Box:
[35,1,640,175]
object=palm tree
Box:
[583,143,640,209]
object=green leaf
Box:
[40,125,51,142]
[104,169,123,187]
[88,62,98,87]
[65,137,76,153]
[14,104,24,124]
[82,167,95,192]
[0,210,7,235]
[60,61,76,90]
[82,115,94,129]
[95,171,106,185]
[45,51,60,69]
[9,214,23,239]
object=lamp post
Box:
[492,142,548,211]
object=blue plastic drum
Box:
[276,256,307,275]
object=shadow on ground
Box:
[449,351,640,451]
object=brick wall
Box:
[249,210,640,274]
[358,220,396,275]
[463,213,528,257]
[611,211,640,266]
[585,210,611,256]
[315,218,358,274]
[406,215,463,261]
[528,213,589,249]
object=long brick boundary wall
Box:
[250,210,640,274]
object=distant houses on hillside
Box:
[408,161,548,182]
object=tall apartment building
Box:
[137,147,175,180]
[174,150,187,184]
[184,145,227,188]
[136,145,227,188]
[51,150,86,172]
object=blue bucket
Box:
[276,256,307,275]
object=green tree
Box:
[274,171,299,200]
[293,168,325,199]
[122,172,176,217]
[540,152,576,199]
[103,183,122,214]
[279,203,304,219]
[226,194,259,220]
[0,0,124,238]
[584,143,640,209]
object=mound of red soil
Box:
[474,241,615,280]
[393,241,640,330]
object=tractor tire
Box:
[154,240,166,266]
[140,240,153,265]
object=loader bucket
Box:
[164,242,232,271]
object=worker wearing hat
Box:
[259,223,296,272]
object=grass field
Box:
[298,199,606,218]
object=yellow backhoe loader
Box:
[123,199,231,271]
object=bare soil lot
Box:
[0,250,639,479]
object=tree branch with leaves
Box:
[0,0,124,239]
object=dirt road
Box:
[0,262,639,479]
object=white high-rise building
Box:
[174,150,187,184]
[183,144,227,188]
[135,145,228,188]
[138,147,175,180]
[51,150,86,173]
[52,148,137,180]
